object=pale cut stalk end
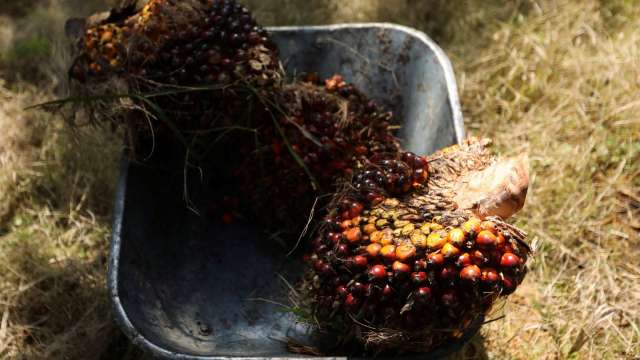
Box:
[454,152,529,219]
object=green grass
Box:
[6,36,50,62]
[0,0,638,359]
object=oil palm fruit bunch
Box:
[68,0,281,135]
[230,75,401,234]
[301,138,531,354]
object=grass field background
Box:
[0,0,638,359]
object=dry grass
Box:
[0,0,639,359]
[451,2,640,358]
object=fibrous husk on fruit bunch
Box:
[300,138,531,354]
[67,0,282,150]
[229,75,402,237]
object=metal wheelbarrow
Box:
[108,23,471,359]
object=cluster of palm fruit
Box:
[230,75,401,232]
[302,139,530,353]
[72,0,279,85]
[69,0,281,135]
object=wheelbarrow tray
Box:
[108,23,469,359]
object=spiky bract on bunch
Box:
[302,138,531,354]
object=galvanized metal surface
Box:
[108,23,468,360]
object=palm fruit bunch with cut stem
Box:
[300,138,531,354]
[68,0,282,142]
[229,74,402,235]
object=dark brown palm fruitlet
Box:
[302,138,531,354]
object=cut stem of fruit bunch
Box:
[300,138,531,354]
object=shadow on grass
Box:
[446,333,489,360]
[0,95,130,358]
[0,228,148,359]
[0,0,110,83]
